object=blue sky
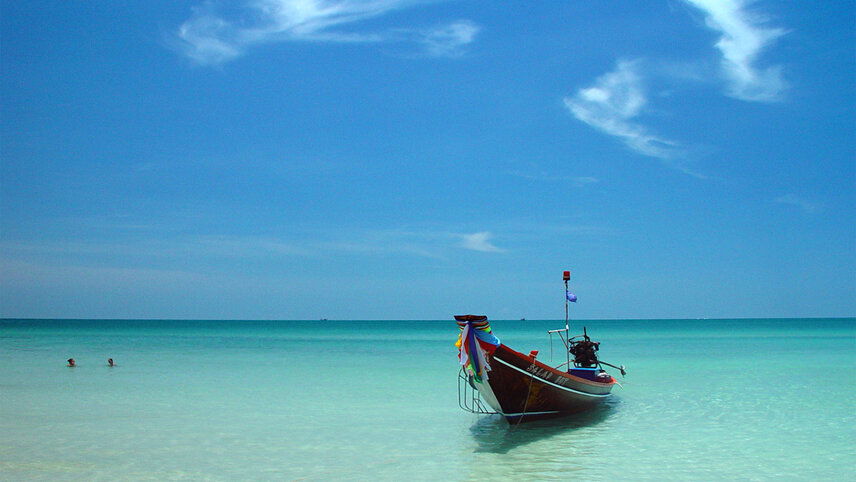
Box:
[1,0,854,320]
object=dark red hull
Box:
[474,344,615,423]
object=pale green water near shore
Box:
[1,318,854,480]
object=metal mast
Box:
[548,270,574,369]
[563,270,571,369]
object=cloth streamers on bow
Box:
[456,318,500,382]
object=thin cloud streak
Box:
[773,194,822,214]
[684,0,787,102]
[0,228,509,268]
[506,170,599,187]
[175,0,478,64]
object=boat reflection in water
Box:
[468,399,619,454]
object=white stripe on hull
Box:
[492,357,611,398]
[502,410,561,417]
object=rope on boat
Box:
[512,367,536,428]
[548,331,554,362]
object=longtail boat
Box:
[455,270,625,423]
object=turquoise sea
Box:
[1,318,853,480]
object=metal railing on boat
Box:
[457,368,498,415]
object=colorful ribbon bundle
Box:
[454,315,500,382]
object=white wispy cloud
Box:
[175,0,478,65]
[419,20,480,57]
[773,194,821,213]
[684,0,787,102]
[459,231,505,253]
[564,60,683,162]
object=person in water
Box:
[67,358,75,367]
[107,358,114,367]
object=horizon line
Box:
[2,316,853,322]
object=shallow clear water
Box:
[1,318,853,480]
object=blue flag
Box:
[566,291,577,302]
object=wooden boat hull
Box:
[473,344,615,423]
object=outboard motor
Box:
[569,327,600,368]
